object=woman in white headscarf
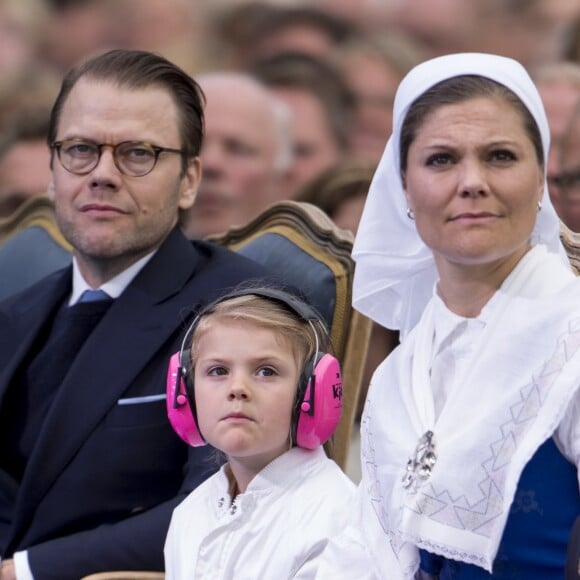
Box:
[317,53,580,579]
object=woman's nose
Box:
[458,159,489,198]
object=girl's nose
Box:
[227,377,250,400]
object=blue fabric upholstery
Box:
[236,233,336,328]
[0,226,71,301]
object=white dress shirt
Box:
[164,447,356,579]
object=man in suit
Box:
[0,49,269,580]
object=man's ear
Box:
[179,157,202,210]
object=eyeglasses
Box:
[50,139,186,177]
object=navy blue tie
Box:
[78,289,111,303]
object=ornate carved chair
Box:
[560,221,580,274]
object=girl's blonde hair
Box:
[190,293,329,371]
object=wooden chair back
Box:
[560,221,580,274]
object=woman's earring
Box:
[537,200,542,212]
[406,208,415,220]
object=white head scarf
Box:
[352,52,566,338]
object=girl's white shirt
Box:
[164,446,356,579]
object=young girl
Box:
[164,287,356,579]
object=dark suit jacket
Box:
[0,228,269,579]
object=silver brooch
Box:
[402,430,437,490]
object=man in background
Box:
[0,108,52,217]
[180,72,292,239]
[534,62,580,231]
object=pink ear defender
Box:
[166,287,343,449]
[293,351,342,449]
[166,351,205,447]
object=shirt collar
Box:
[69,250,156,305]
[431,284,499,355]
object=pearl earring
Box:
[406,208,415,220]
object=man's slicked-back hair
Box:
[47,49,205,159]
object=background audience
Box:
[179,72,292,239]
[534,61,580,231]
[1,0,578,231]
[0,107,52,217]
[334,32,424,163]
[210,2,354,70]
[251,51,354,198]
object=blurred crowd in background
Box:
[2,0,580,226]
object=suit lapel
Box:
[14,230,202,529]
[0,270,71,405]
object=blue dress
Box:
[419,437,580,579]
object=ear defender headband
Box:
[166,287,343,449]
